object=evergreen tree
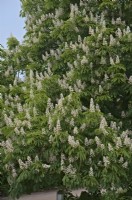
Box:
[0,0,132,199]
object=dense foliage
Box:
[0,0,132,199]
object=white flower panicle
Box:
[36,81,42,90]
[57,98,63,111]
[90,98,95,112]
[35,155,39,162]
[103,156,110,167]
[100,188,107,195]
[68,135,79,148]
[116,187,126,194]
[99,85,103,93]
[73,126,78,134]
[84,138,89,146]
[110,57,115,65]
[110,121,117,130]
[104,73,109,81]
[90,149,95,157]
[16,159,23,171]
[121,111,126,118]
[96,104,100,112]
[27,156,32,164]
[122,161,128,169]
[4,114,14,127]
[69,157,75,163]
[56,119,62,132]
[103,38,107,45]
[70,118,75,126]
[26,110,31,120]
[108,143,113,151]
[48,117,52,130]
[30,88,34,99]
[128,76,132,84]
[116,55,120,64]
[124,136,131,147]
[42,164,50,169]
[29,69,34,83]
[17,102,23,113]
[89,26,94,35]
[99,117,108,129]
[80,123,86,131]
[116,28,122,38]
[14,127,20,135]
[49,135,53,143]
[100,56,106,65]
[116,137,122,149]
[65,164,76,175]
[121,130,129,138]
[119,156,124,163]
[33,106,37,116]
[20,127,25,135]
[71,109,79,117]
[109,34,116,46]
[5,139,14,153]
[12,168,17,178]
[89,167,94,176]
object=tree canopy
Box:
[0,0,132,199]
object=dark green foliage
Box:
[7,36,19,50]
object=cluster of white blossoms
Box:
[110,55,120,65]
[46,98,54,114]
[68,135,80,148]
[12,168,17,178]
[71,109,79,117]
[103,156,110,167]
[54,119,62,134]
[52,8,64,27]
[0,139,14,153]
[99,117,108,130]
[80,123,86,131]
[70,3,79,19]
[89,167,94,177]
[100,188,107,195]
[58,72,85,93]
[84,138,89,146]
[73,127,78,135]
[108,143,113,152]
[115,137,122,149]
[116,187,126,194]
[89,98,95,112]
[42,164,51,169]
[61,156,77,175]
[18,156,50,171]
[128,75,132,84]
[122,161,128,169]
[4,114,13,127]
[123,135,131,147]
[60,153,65,171]
[110,121,118,130]
[69,118,75,127]
[90,148,95,157]
[64,164,77,175]
[95,136,104,150]
[4,66,14,77]
[18,156,33,170]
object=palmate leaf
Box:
[111,73,126,84]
